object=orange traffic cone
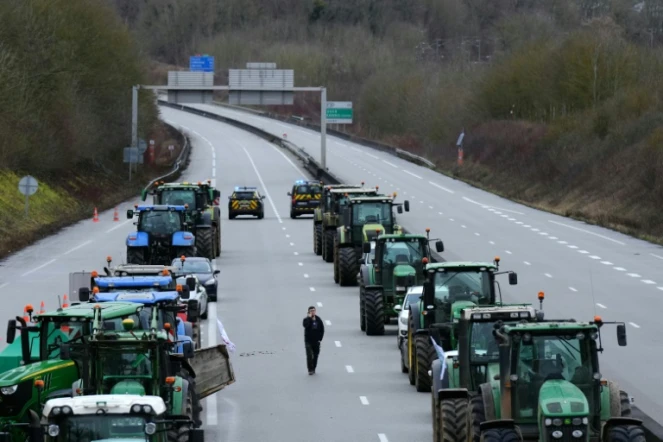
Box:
[93,208,99,223]
[113,207,119,222]
[63,294,69,308]
[39,301,45,314]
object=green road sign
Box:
[326,102,353,124]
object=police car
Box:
[287,179,322,218]
[228,186,265,219]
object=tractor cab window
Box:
[233,191,255,200]
[352,202,392,225]
[53,415,149,441]
[381,240,424,266]
[138,211,182,235]
[101,347,153,378]
[512,332,595,421]
[433,270,493,304]
[469,322,500,363]
[161,190,196,209]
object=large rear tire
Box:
[167,380,195,442]
[215,224,221,257]
[438,398,469,442]
[468,392,486,442]
[364,288,385,336]
[323,230,334,263]
[481,428,520,442]
[339,247,358,286]
[407,314,416,385]
[333,240,340,284]
[127,248,145,265]
[314,224,322,255]
[196,228,215,260]
[175,246,196,259]
[414,334,434,392]
[606,426,647,442]
[359,286,366,332]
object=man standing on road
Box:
[302,306,325,375]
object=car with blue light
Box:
[126,205,196,265]
[228,187,265,219]
[287,179,322,218]
[171,257,219,302]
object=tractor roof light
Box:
[594,315,603,326]
[91,271,99,277]
[34,379,45,389]
[422,257,429,264]
[494,256,500,263]
[106,256,112,262]
[162,269,170,276]
[93,287,100,294]
[165,377,175,385]
[425,228,430,233]
[176,284,183,292]
[122,318,135,331]
[538,291,545,300]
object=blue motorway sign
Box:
[190,55,214,72]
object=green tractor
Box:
[467,318,644,442]
[333,194,411,286]
[358,228,443,335]
[316,186,381,262]
[143,180,221,259]
[313,183,364,256]
[0,302,148,438]
[404,257,518,392]
[430,299,545,442]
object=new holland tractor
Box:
[0,302,148,439]
[316,186,381,262]
[126,205,196,265]
[313,183,364,256]
[467,318,644,442]
[358,228,443,335]
[143,180,221,259]
[37,394,205,442]
[404,257,518,392]
[332,194,411,286]
[430,300,545,442]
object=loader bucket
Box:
[191,344,235,398]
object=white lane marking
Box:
[531,228,540,232]
[548,220,626,245]
[516,222,524,225]
[282,227,286,230]
[430,181,454,193]
[240,145,282,223]
[345,365,354,373]
[364,152,379,159]
[501,215,509,218]
[569,287,577,292]
[429,205,433,209]
[629,322,641,329]
[286,234,290,238]
[461,225,467,228]
[438,212,443,215]
[545,273,552,278]
[642,280,656,284]
[420,201,424,204]
[449,218,454,222]
[523,225,531,228]
[463,197,524,214]
[290,242,295,246]
[489,241,495,245]
[22,259,56,277]
[589,256,602,260]
[325,320,331,325]
[475,233,480,236]
[524,261,531,266]
[63,240,93,255]
[494,211,503,215]
[549,236,558,240]
[0,282,9,289]
[383,160,398,168]
[657,287,663,291]
[298,262,303,266]
[568,245,578,249]
[106,219,133,233]
[304,274,309,278]
[360,396,369,405]
[505,250,512,254]
[335,341,342,347]
[596,303,607,309]
[651,253,663,260]
[578,250,589,254]
[558,240,568,244]
[378,434,389,442]
[309,287,316,292]
[613,267,626,271]
[508,217,516,221]
[294,252,299,255]
[627,273,641,278]
[317,302,323,307]
[186,127,217,190]
[600,261,613,265]
[206,301,219,425]
[539,232,548,236]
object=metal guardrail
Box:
[142,123,191,194]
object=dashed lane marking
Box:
[335,341,342,347]
[548,220,626,245]
[597,303,607,309]
[345,365,354,373]
[360,396,369,405]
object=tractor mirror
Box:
[6,320,16,344]
[213,270,220,276]
[79,287,90,302]
[404,200,410,212]
[180,286,190,300]
[363,242,371,253]
[617,324,627,346]
[60,343,71,360]
[186,277,196,291]
[394,305,402,312]
[188,428,205,442]
[435,240,444,252]
[187,302,199,323]
[126,209,134,219]
[508,272,518,285]
[182,341,195,359]
[397,206,403,214]
[287,192,291,196]
[423,281,435,309]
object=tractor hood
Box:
[110,380,147,396]
[393,264,416,278]
[451,301,477,321]
[539,380,589,417]
[0,339,35,375]
[0,359,77,386]
[362,224,385,242]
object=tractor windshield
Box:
[138,211,182,235]
[352,202,392,225]
[433,270,493,304]
[100,346,154,378]
[160,189,196,209]
[381,239,425,266]
[511,331,596,421]
[469,322,501,363]
[49,415,149,441]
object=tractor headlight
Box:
[51,407,62,416]
[545,419,552,426]
[131,404,142,413]
[552,419,563,426]
[572,418,582,426]
[395,286,406,293]
[48,425,60,437]
[145,422,157,435]
[62,406,73,415]
[572,430,584,438]
[552,431,563,439]
[0,385,17,395]
[399,316,408,325]
[142,405,153,414]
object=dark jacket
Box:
[302,315,325,343]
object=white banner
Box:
[217,318,236,354]
[430,336,446,380]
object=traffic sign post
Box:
[18,175,38,217]
[190,55,215,72]
[326,102,353,124]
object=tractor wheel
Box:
[196,228,215,260]
[215,224,221,257]
[180,371,203,427]
[314,224,322,256]
[191,322,201,349]
[608,381,632,417]
[407,314,416,385]
[400,348,407,373]
[468,393,486,442]
[414,334,435,392]
[605,426,647,442]
[364,288,385,336]
[359,286,366,332]
[333,241,340,284]
[127,248,145,265]
[437,398,469,442]
[481,428,520,442]
[176,246,196,258]
[167,382,195,442]
[323,231,334,263]
[338,247,358,286]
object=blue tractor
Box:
[126,205,196,265]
